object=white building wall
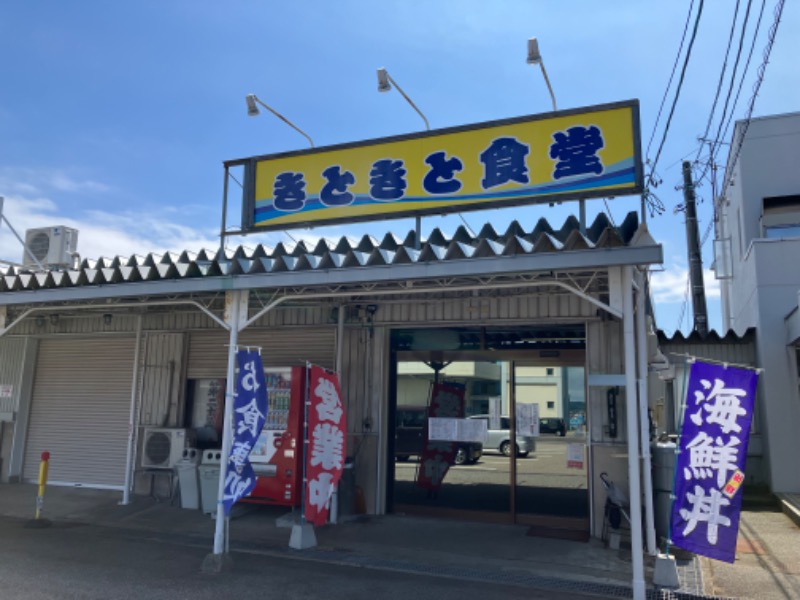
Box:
[718,113,800,493]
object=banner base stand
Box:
[289,523,317,550]
[201,552,234,574]
[653,554,679,588]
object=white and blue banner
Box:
[670,361,759,563]
[222,349,268,516]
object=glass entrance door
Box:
[512,362,589,535]
[391,358,511,521]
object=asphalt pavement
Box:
[0,482,798,599]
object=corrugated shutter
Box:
[187,327,336,379]
[23,337,135,488]
[0,337,26,415]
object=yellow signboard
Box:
[237,100,641,232]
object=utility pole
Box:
[682,161,708,336]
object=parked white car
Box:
[468,415,535,457]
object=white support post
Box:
[212,291,243,556]
[636,270,657,555]
[121,314,143,505]
[623,266,646,600]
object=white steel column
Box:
[121,314,143,505]
[636,270,657,555]
[623,266,646,599]
[212,290,244,556]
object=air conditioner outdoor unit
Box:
[141,427,188,469]
[22,226,79,270]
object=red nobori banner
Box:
[415,382,465,490]
[304,366,347,526]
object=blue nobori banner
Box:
[222,349,268,516]
[670,361,759,563]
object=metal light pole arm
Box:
[538,63,557,112]
[252,96,315,148]
[0,197,46,271]
[385,73,430,131]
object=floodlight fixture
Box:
[375,67,430,131]
[526,37,557,112]
[244,93,315,148]
[526,38,542,65]
[377,68,391,93]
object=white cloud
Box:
[48,172,110,193]
[0,167,111,197]
[650,267,720,304]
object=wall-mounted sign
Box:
[232,100,642,233]
[0,384,13,398]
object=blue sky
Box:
[1,1,798,335]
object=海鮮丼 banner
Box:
[222,349,268,516]
[304,366,347,527]
[670,361,759,563]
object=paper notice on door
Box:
[428,417,458,441]
[428,417,487,443]
[567,443,585,469]
[459,417,488,443]
[516,403,539,436]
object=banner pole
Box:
[301,362,310,525]
[212,296,241,556]
[665,358,691,558]
[288,362,317,549]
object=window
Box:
[765,224,800,239]
[547,401,555,409]
[762,194,800,239]
[546,368,554,376]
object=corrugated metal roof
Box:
[0,211,659,301]
[657,328,756,343]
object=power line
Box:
[720,0,786,195]
[647,0,705,189]
[693,0,743,165]
[713,0,768,175]
[646,0,697,159]
[698,0,755,184]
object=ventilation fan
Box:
[141,428,187,468]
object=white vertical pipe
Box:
[636,270,657,555]
[213,291,241,555]
[623,266,646,600]
[336,303,345,377]
[584,320,594,538]
[330,304,346,524]
[121,314,143,505]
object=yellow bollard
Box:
[34,451,50,520]
[25,451,52,529]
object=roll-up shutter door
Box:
[23,337,135,488]
[187,328,336,379]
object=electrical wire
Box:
[647,0,705,189]
[693,0,743,165]
[697,0,755,185]
[646,0,697,160]
[720,0,786,195]
[675,274,692,333]
[713,0,768,176]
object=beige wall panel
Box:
[139,333,185,428]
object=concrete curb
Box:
[776,493,800,528]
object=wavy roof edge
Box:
[2,212,645,277]
[657,327,756,343]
